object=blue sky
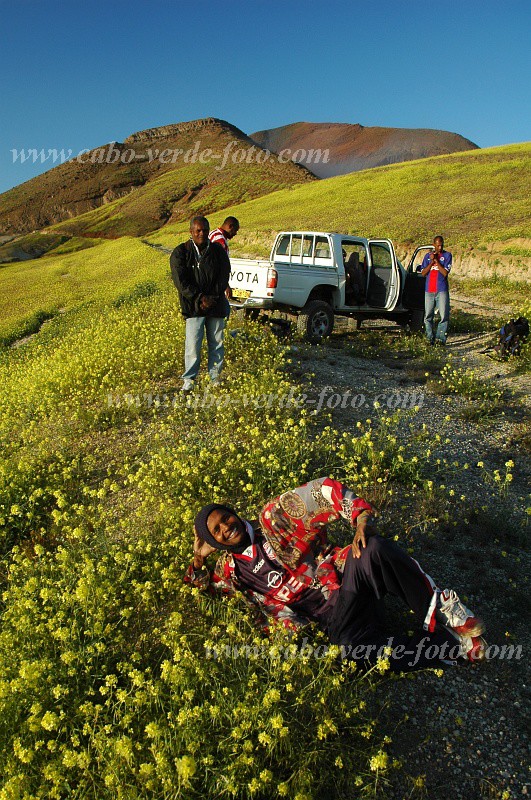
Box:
[1,0,529,194]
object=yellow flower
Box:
[41,711,59,731]
[176,755,196,784]
[376,657,390,674]
[370,751,388,771]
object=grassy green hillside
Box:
[1,141,529,349]
[0,232,100,264]
[0,138,529,797]
[0,238,168,346]
[145,142,531,257]
[4,139,529,283]
[0,277,414,797]
[47,159,309,239]
[0,235,528,797]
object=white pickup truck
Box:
[229,231,428,341]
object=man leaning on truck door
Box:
[170,216,231,393]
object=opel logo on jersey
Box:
[267,571,283,589]
[263,542,275,559]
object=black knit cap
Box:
[194,503,250,553]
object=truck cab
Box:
[229,231,426,341]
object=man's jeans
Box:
[182,315,226,383]
[424,291,450,343]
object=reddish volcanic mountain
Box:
[250,122,479,178]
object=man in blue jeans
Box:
[421,235,452,345]
[170,216,231,393]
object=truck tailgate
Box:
[229,258,270,300]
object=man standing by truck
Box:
[170,216,231,393]
[209,216,239,304]
[421,235,452,345]
[208,216,240,256]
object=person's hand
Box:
[193,527,216,569]
[199,295,216,311]
[199,295,215,311]
[351,512,377,559]
[225,286,233,300]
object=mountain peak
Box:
[124,117,249,144]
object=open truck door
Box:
[401,245,433,330]
[366,239,401,310]
[339,237,400,311]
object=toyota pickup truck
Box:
[229,231,427,341]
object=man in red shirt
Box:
[208,217,239,305]
[208,216,240,255]
[421,235,452,345]
[185,477,486,671]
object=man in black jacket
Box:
[170,216,231,392]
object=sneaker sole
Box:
[452,619,485,638]
[442,626,487,663]
[468,636,487,662]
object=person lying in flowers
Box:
[185,477,486,671]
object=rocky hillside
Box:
[250,121,478,178]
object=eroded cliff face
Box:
[123,117,252,144]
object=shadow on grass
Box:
[450,308,500,334]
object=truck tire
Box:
[409,308,425,332]
[297,300,334,342]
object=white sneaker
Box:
[181,380,194,393]
[436,589,485,637]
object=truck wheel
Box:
[409,308,425,332]
[297,300,334,342]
